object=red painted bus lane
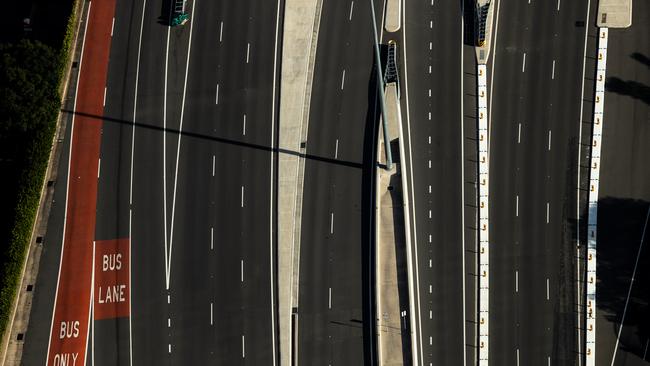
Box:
[47,0,116,364]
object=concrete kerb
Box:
[277,0,322,364]
[0,0,87,364]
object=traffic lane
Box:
[403,0,465,363]
[128,0,173,361]
[298,0,378,363]
[597,1,650,363]
[488,1,530,362]
[92,0,145,363]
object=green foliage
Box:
[0,0,77,340]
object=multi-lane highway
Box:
[296,0,381,364]
[400,0,470,365]
[22,0,280,363]
[596,1,650,365]
[488,0,589,364]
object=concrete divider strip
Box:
[585,26,608,366]
[477,64,490,366]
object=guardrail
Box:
[477,64,490,366]
[585,27,608,366]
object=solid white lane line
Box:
[241,186,245,208]
[97,158,101,179]
[516,195,519,217]
[215,84,219,104]
[548,130,552,150]
[210,227,213,250]
[518,123,521,143]
[219,21,223,42]
[210,302,213,325]
[522,52,526,72]
[212,155,215,176]
[611,206,650,365]
[330,213,334,234]
[103,87,107,107]
[111,17,115,37]
[246,43,250,63]
[546,278,550,300]
[242,335,245,358]
[341,69,346,90]
[349,1,354,20]
[516,270,519,292]
[551,60,556,79]
[166,0,198,290]
[517,348,520,366]
[241,260,244,282]
[642,339,649,360]
[242,114,246,135]
[328,287,332,309]
[335,139,339,159]
[547,202,550,223]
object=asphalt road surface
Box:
[488,0,589,364]
[22,0,281,364]
[297,0,382,364]
[596,1,650,365]
[400,0,469,364]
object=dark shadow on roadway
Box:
[596,197,650,360]
[606,77,650,106]
[60,109,364,170]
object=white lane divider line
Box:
[428,185,431,194]
[210,227,213,250]
[548,130,552,150]
[341,69,346,90]
[517,348,520,366]
[428,160,431,169]
[97,158,101,179]
[246,43,250,63]
[328,287,333,309]
[429,42,432,50]
[428,136,431,144]
[429,20,433,29]
[215,84,219,105]
[516,195,519,217]
[546,278,550,300]
[240,260,244,282]
[522,52,526,73]
[518,123,521,143]
[210,302,213,325]
[242,114,247,135]
[167,318,171,327]
[548,356,551,365]
[552,60,556,79]
[428,112,431,121]
[349,1,354,20]
[557,0,561,11]
[428,65,432,74]
[334,139,339,159]
[642,339,649,360]
[428,89,431,97]
[330,213,334,234]
[546,202,550,224]
[168,344,171,354]
[428,210,432,219]
[241,186,245,208]
[515,270,519,292]
[103,87,107,107]
[167,295,170,304]
[212,155,215,176]
[110,17,115,37]
[429,285,432,294]
[219,21,223,42]
[242,335,245,358]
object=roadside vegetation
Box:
[0,0,76,339]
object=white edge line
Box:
[459,5,467,365]
[167,0,198,289]
[91,241,95,366]
[270,0,280,363]
[45,2,91,363]
[576,2,590,364]
[162,6,171,289]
